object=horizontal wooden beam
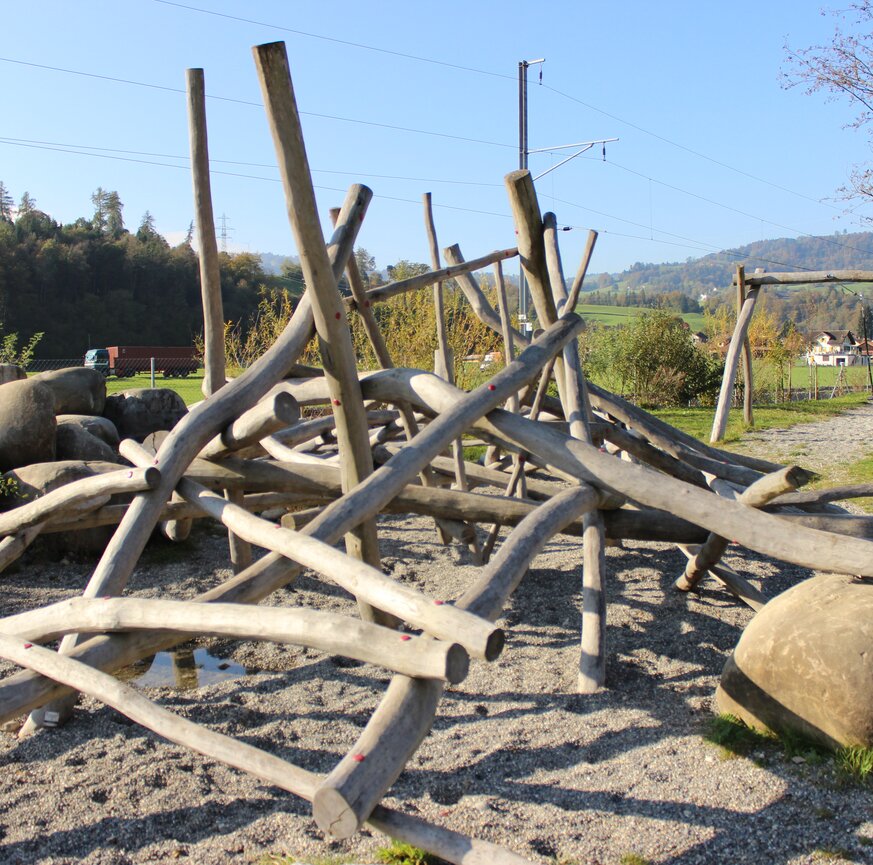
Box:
[735,270,873,286]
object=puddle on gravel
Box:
[117,647,247,690]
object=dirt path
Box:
[731,398,873,476]
[1,411,873,865]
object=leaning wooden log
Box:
[366,806,535,865]
[443,244,530,347]
[710,282,761,443]
[351,247,518,311]
[1,597,469,683]
[199,390,299,459]
[170,478,503,660]
[0,523,45,574]
[562,229,598,315]
[504,170,555,325]
[0,466,159,537]
[23,175,368,729]
[122,437,502,661]
[255,40,387,623]
[676,465,808,592]
[364,367,873,577]
[311,484,599,839]
[675,546,767,611]
[769,482,873,508]
[586,380,784,475]
[0,633,529,864]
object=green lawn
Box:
[575,303,706,331]
[790,359,872,389]
[106,370,206,406]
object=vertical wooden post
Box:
[252,42,391,626]
[737,266,754,426]
[187,68,226,396]
[542,212,606,693]
[421,196,472,496]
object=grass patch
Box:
[813,847,855,862]
[703,713,773,759]
[376,842,448,865]
[619,854,652,865]
[105,370,205,406]
[837,746,873,783]
[703,714,833,767]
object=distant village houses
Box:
[806,330,871,366]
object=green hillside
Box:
[576,304,706,331]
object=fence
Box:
[27,358,202,376]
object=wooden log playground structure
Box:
[3,42,873,864]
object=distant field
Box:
[574,303,707,331]
[789,359,872,388]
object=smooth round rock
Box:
[0,378,56,471]
[57,414,120,448]
[31,367,107,415]
[1,460,126,556]
[716,574,873,749]
[55,423,120,463]
[102,388,188,441]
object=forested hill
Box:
[0,206,288,358]
[587,231,873,297]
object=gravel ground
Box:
[1,409,873,865]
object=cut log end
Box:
[312,786,360,839]
[445,643,470,684]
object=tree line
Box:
[0,183,290,358]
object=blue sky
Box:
[3,1,871,276]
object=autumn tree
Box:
[784,2,873,204]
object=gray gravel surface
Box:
[2,414,873,864]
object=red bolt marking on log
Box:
[364,300,370,307]
[434,600,444,606]
[488,384,496,391]
[23,643,32,649]
[332,399,341,406]
[400,635,411,641]
[352,753,366,762]
[518,455,526,464]
[335,312,341,320]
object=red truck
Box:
[84,346,200,378]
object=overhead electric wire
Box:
[0,57,514,151]
[0,136,831,275]
[151,0,517,82]
[0,136,503,188]
[150,0,842,215]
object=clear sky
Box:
[3,1,871,277]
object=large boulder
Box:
[0,378,56,471]
[716,574,873,749]
[56,414,120,448]
[1,460,127,556]
[103,388,188,441]
[31,367,107,415]
[0,364,26,384]
[55,423,120,464]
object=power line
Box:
[0,56,514,151]
[540,82,843,212]
[150,0,843,216]
[6,54,864,260]
[0,136,503,188]
[151,0,517,83]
